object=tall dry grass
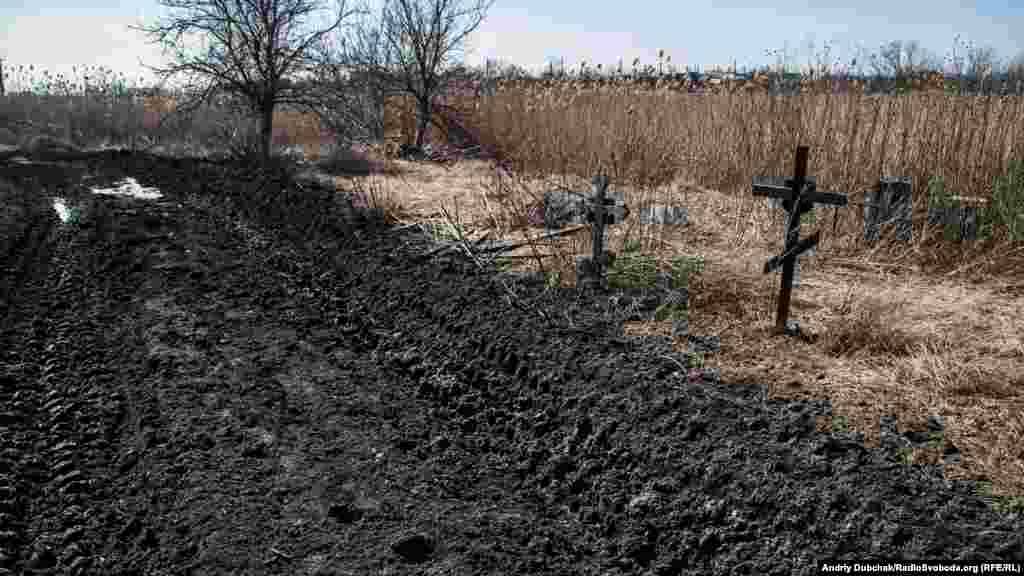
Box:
[471,85,1024,203]
[458,83,1024,280]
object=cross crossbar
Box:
[558,187,629,226]
[752,179,849,211]
[763,231,820,274]
[583,194,629,225]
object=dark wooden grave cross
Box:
[577,175,629,291]
[752,146,848,336]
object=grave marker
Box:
[865,177,913,242]
[523,176,720,372]
[927,195,991,241]
[543,184,628,230]
[752,146,848,336]
[574,175,630,291]
[862,179,996,243]
[639,204,688,225]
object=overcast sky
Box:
[2,0,1022,91]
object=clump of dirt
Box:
[1,150,1021,576]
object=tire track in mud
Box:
[1,163,77,575]
[1,164,62,320]
[1,149,376,576]
[1,159,164,575]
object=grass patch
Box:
[668,255,704,287]
[653,301,688,322]
[975,481,1024,517]
[991,159,1024,242]
[607,252,658,289]
[832,415,850,433]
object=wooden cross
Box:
[752,146,848,336]
[577,175,629,291]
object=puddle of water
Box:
[52,177,164,224]
[89,177,163,200]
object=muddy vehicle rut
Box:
[1,149,1021,576]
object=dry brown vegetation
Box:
[363,80,1024,508]
[3,64,1023,511]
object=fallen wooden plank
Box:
[472,224,589,254]
[419,224,589,260]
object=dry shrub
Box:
[820,291,920,358]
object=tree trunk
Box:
[260,102,275,164]
[415,97,431,148]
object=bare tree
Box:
[902,40,921,74]
[869,41,896,80]
[130,0,360,163]
[1011,50,1024,69]
[966,43,998,93]
[307,12,408,147]
[482,58,528,80]
[849,42,871,78]
[942,35,1003,94]
[1008,51,1024,95]
[866,39,944,93]
[324,0,496,150]
[918,50,943,75]
[870,40,933,79]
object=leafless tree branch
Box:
[312,0,496,151]
[130,0,362,162]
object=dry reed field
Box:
[3,64,1023,513]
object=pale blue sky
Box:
[1,0,1022,91]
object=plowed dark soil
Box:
[1,149,1021,576]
